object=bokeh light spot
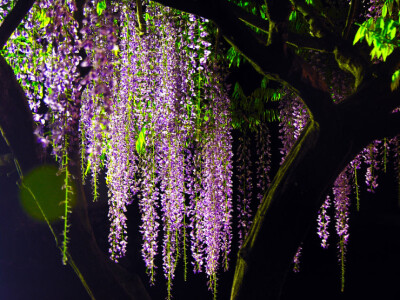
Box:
[18,165,75,222]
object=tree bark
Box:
[231,119,355,299]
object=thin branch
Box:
[0,0,36,49]
[342,0,360,40]
[228,3,269,33]
[286,32,335,52]
[290,0,334,38]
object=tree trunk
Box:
[231,114,366,299]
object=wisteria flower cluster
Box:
[2,1,235,297]
[235,132,253,248]
[77,2,233,297]
[87,3,235,297]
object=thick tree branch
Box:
[231,106,374,299]
[339,69,399,118]
[0,0,36,49]
[290,0,368,88]
[155,0,333,122]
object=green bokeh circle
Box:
[19,165,75,222]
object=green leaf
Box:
[136,127,146,155]
[366,18,374,30]
[353,25,365,45]
[391,69,400,90]
[392,69,400,81]
[85,160,91,176]
[378,17,385,30]
[260,5,266,19]
[381,46,389,61]
[388,0,394,16]
[390,26,397,40]
[289,11,297,22]
[370,47,381,60]
[365,33,372,46]
[385,44,394,60]
[261,77,268,89]
[96,0,106,16]
[37,9,51,28]
[382,3,388,18]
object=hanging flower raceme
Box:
[236,132,253,248]
[255,123,271,204]
[362,140,381,193]
[332,168,351,292]
[278,90,309,162]
[80,0,118,199]
[82,3,233,297]
[152,8,188,295]
[2,0,81,153]
[201,65,233,292]
[349,154,362,211]
[317,195,331,249]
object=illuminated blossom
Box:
[317,195,331,249]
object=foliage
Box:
[353,0,400,61]
[231,78,280,130]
